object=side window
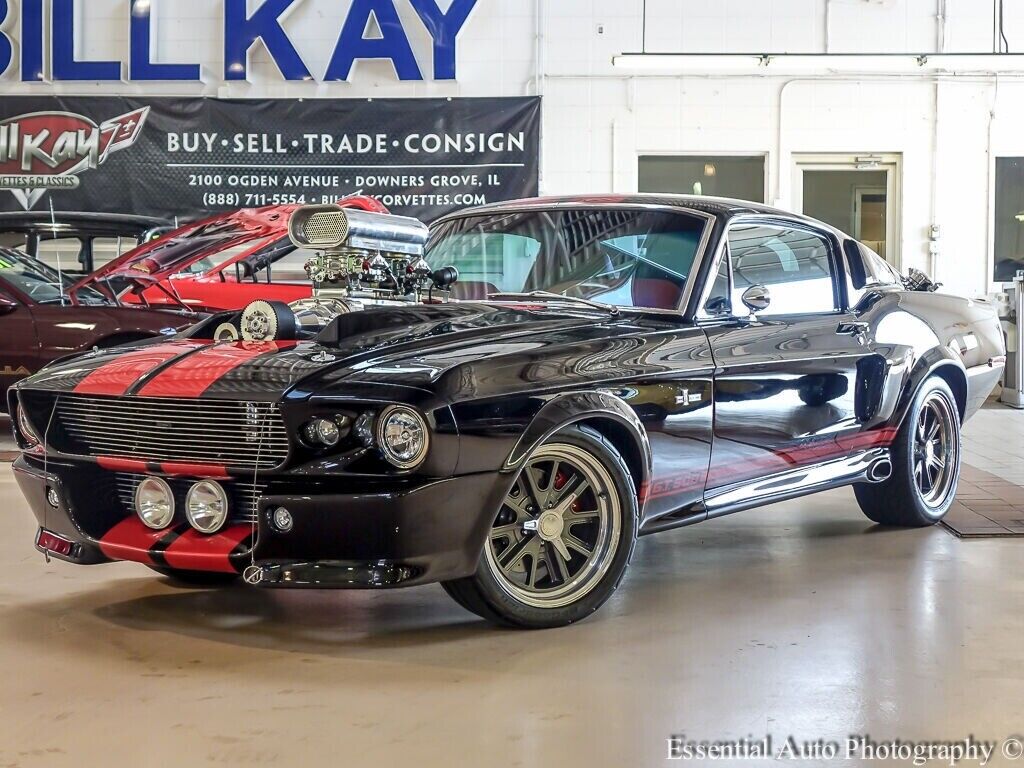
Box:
[727,223,838,316]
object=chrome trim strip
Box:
[705,448,891,518]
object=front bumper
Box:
[14,456,502,588]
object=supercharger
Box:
[234,204,459,342]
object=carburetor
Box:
[288,204,454,300]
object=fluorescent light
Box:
[612,52,1024,74]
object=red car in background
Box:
[70,196,387,313]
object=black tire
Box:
[441,425,638,629]
[854,376,961,526]
[147,566,240,587]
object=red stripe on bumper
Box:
[97,518,166,564]
[73,342,208,396]
[135,341,294,398]
[97,456,150,473]
[161,526,252,573]
[160,462,230,478]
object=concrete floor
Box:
[1,409,1023,766]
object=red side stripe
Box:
[97,518,165,564]
[135,341,294,398]
[162,526,252,573]
[97,456,150,473]
[73,342,208,396]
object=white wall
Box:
[3,0,1024,296]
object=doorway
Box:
[792,154,902,268]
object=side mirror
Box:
[741,285,771,314]
[0,296,18,316]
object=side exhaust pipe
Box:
[867,459,893,483]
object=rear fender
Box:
[891,346,967,431]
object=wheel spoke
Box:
[564,532,594,557]
[554,482,590,515]
[552,535,572,563]
[498,535,533,571]
[503,488,533,520]
[547,545,571,584]
[553,473,589,507]
[524,551,541,589]
[524,465,549,509]
[565,507,601,525]
[490,523,520,541]
[926,414,941,441]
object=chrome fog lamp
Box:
[303,416,349,448]
[185,481,230,534]
[16,403,40,446]
[375,405,429,469]
[135,477,175,530]
[271,507,294,533]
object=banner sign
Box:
[0,96,541,222]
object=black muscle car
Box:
[9,195,1005,629]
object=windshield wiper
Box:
[488,290,619,315]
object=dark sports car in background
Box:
[0,211,172,274]
[0,248,201,404]
[9,195,1004,628]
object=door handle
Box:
[836,321,870,339]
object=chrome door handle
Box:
[836,321,869,336]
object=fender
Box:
[890,345,967,430]
[504,389,652,497]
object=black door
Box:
[701,219,882,503]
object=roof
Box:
[0,211,171,236]
[450,193,792,218]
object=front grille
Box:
[53,395,289,470]
[115,473,266,525]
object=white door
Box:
[792,154,902,269]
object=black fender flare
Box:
[457,391,652,574]
[892,345,968,430]
[504,390,652,502]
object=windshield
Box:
[425,208,707,310]
[0,249,108,305]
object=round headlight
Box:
[135,477,175,530]
[185,481,229,534]
[375,405,429,469]
[16,403,39,446]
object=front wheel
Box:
[442,426,638,629]
[855,376,961,526]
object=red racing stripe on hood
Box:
[74,342,208,396]
[135,341,296,398]
[161,526,253,573]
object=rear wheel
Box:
[441,425,638,629]
[147,566,240,587]
[854,376,961,526]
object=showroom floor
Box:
[0,407,1022,766]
